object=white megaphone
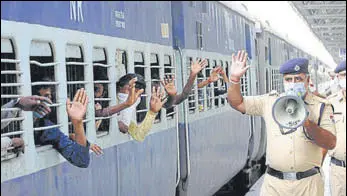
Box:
[272,94,308,134]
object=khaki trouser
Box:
[330,164,346,196]
[260,173,324,196]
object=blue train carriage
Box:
[171,1,266,195]
[1,1,179,196]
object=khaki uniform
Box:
[328,90,346,196]
[244,91,336,196]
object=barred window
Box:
[205,60,214,110]
[1,38,23,161]
[116,49,127,80]
[196,21,203,50]
[164,55,176,120]
[214,60,225,107]
[93,47,111,137]
[197,58,207,112]
[30,40,60,148]
[65,44,88,134]
[270,69,283,93]
[240,69,249,96]
[134,52,148,123]
[221,61,229,105]
[150,53,161,123]
[187,57,196,113]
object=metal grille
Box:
[93,47,111,137]
[197,58,207,112]
[240,69,249,96]
[164,55,176,120]
[1,38,23,161]
[30,41,61,147]
[205,60,213,110]
[187,57,196,113]
[134,52,148,123]
[115,49,128,81]
[150,53,162,123]
[65,44,88,133]
[271,68,284,93]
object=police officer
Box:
[227,50,336,196]
[327,60,346,196]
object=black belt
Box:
[266,166,320,180]
[331,157,346,167]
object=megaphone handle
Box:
[279,127,297,135]
[302,127,314,141]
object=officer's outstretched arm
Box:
[303,105,336,150]
[227,50,249,114]
[128,87,165,141]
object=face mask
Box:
[117,93,141,107]
[284,82,307,99]
[339,78,346,89]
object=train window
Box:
[265,46,268,63]
[255,39,258,57]
[93,47,111,137]
[150,53,162,123]
[271,69,283,93]
[134,52,148,123]
[189,1,195,7]
[245,24,252,60]
[116,49,128,80]
[164,55,176,120]
[240,69,249,96]
[1,38,24,161]
[217,60,226,106]
[196,21,203,50]
[202,1,207,13]
[30,40,60,148]
[206,60,215,109]
[65,44,88,136]
[187,57,196,113]
[268,38,272,65]
[198,58,207,112]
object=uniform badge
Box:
[294,65,300,71]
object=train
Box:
[1,1,331,196]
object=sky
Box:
[220,1,337,69]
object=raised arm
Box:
[197,66,222,88]
[227,50,249,113]
[95,78,144,117]
[163,59,208,108]
[128,86,166,141]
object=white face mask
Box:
[283,82,307,99]
[117,93,141,107]
[339,78,346,89]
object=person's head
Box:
[279,58,310,98]
[335,60,346,90]
[94,67,108,98]
[116,73,146,94]
[34,76,54,100]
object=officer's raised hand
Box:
[230,50,249,82]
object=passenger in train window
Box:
[162,59,208,109]
[33,84,91,168]
[326,60,346,196]
[227,50,336,196]
[1,95,52,157]
[116,73,166,141]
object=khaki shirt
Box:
[243,91,336,172]
[328,90,346,162]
